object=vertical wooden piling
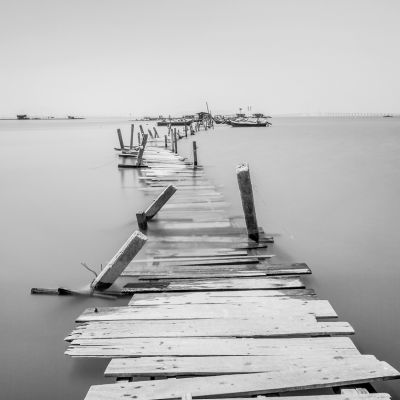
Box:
[137,132,141,146]
[236,162,259,242]
[145,184,177,220]
[174,129,178,154]
[193,141,198,167]
[136,133,148,166]
[130,125,134,149]
[136,211,147,231]
[117,129,124,149]
[164,135,168,148]
[91,231,147,291]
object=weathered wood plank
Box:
[67,336,359,357]
[122,276,304,293]
[84,362,399,399]
[105,354,373,377]
[66,318,353,341]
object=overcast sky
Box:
[1,0,399,117]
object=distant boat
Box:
[383,114,393,118]
[157,118,193,126]
[17,114,29,120]
[67,116,85,120]
[231,118,270,127]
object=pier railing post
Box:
[117,129,125,149]
[236,162,259,242]
[130,124,134,149]
[193,141,198,167]
[91,231,147,291]
[136,133,148,166]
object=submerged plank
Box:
[84,361,399,399]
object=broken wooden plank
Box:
[145,185,177,220]
[84,362,399,399]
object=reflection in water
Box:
[0,117,399,399]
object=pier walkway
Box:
[65,128,399,400]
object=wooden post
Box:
[136,133,148,166]
[117,129,124,149]
[153,127,159,138]
[130,124,134,149]
[91,231,147,291]
[193,141,198,167]
[137,132,141,145]
[174,129,178,154]
[171,131,175,153]
[147,128,154,139]
[185,125,188,138]
[145,184,177,220]
[236,163,259,242]
[139,125,144,135]
[136,211,147,231]
[164,135,168,148]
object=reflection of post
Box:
[117,129,124,149]
[193,141,198,167]
[236,163,259,242]
[91,231,147,291]
[136,133,148,166]
[130,125,134,149]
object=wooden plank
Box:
[122,276,304,293]
[128,289,316,305]
[145,185,177,220]
[84,362,399,399]
[66,336,359,357]
[75,299,337,322]
[66,318,353,341]
[91,231,147,291]
[105,354,373,377]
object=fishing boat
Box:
[231,117,271,127]
[157,118,193,126]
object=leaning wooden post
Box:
[139,125,144,135]
[136,211,147,231]
[136,133,148,166]
[137,132,141,146]
[145,184,177,220]
[236,163,259,242]
[193,141,198,167]
[130,124,134,149]
[147,128,154,139]
[153,127,159,138]
[91,231,147,291]
[117,129,124,149]
[164,135,168,148]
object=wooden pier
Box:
[65,123,399,399]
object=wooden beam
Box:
[237,163,259,242]
[91,231,147,291]
[144,185,177,220]
[136,133,148,167]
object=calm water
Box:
[0,117,399,399]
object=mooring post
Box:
[137,132,141,146]
[130,124,134,149]
[236,162,259,242]
[171,131,175,153]
[136,133,148,166]
[145,184,177,220]
[153,127,159,138]
[164,135,168,148]
[193,141,198,167]
[174,129,178,154]
[185,125,188,138]
[91,231,147,291]
[139,125,144,136]
[147,128,154,139]
[136,211,148,231]
[117,129,124,149]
